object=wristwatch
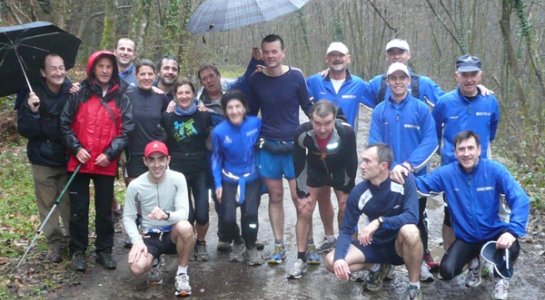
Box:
[377,216,384,226]
[164,211,171,220]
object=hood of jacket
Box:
[86,50,120,86]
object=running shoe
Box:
[267,244,286,265]
[420,260,434,282]
[306,244,320,265]
[403,284,422,300]
[385,265,396,281]
[365,264,391,291]
[217,240,231,252]
[287,258,308,279]
[493,278,509,300]
[423,251,440,272]
[174,273,191,297]
[316,237,336,254]
[247,247,264,266]
[194,240,210,261]
[465,264,482,287]
[146,258,163,286]
[230,242,246,262]
[350,270,368,282]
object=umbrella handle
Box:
[14,48,34,94]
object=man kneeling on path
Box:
[325,144,423,300]
[123,141,195,297]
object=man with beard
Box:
[155,55,179,100]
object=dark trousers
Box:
[440,237,520,280]
[219,180,261,248]
[417,197,430,252]
[186,171,210,226]
[68,173,115,254]
[214,189,241,243]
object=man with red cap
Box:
[61,50,134,272]
[123,141,194,297]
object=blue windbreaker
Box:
[210,116,261,190]
[369,71,444,107]
[368,94,438,175]
[415,159,529,243]
[433,87,500,165]
[306,71,374,129]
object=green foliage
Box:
[332,15,344,42]
[163,0,181,56]
[512,0,531,38]
[99,0,116,50]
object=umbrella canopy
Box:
[187,0,310,34]
[0,21,81,97]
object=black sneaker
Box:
[365,264,391,291]
[96,250,116,270]
[71,251,87,272]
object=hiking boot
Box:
[230,242,246,262]
[350,270,368,282]
[71,251,86,272]
[247,247,264,266]
[146,258,163,286]
[287,258,308,279]
[174,273,192,297]
[420,260,434,282]
[465,264,482,287]
[194,241,210,261]
[47,246,62,263]
[217,240,231,252]
[96,250,116,270]
[423,251,439,272]
[365,264,390,292]
[316,237,336,254]
[385,265,396,281]
[493,278,509,300]
[306,244,320,265]
[403,284,422,300]
[268,244,286,265]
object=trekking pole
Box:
[16,163,82,268]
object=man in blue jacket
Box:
[411,130,528,300]
[324,143,423,300]
[433,55,500,250]
[369,62,438,282]
[369,38,445,107]
[305,42,374,256]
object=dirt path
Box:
[6,107,545,299]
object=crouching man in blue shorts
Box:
[123,141,195,297]
[324,143,423,300]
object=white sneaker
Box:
[493,278,509,300]
[175,273,192,297]
[420,260,434,282]
[465,266,482,287]
[287,258,308,279]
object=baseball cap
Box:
[144,141,169,157]
[385,39,410,52]
[326,42,349,55]
[456,54,481,72]
[387,62,410,77]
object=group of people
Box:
[16,33,529,300]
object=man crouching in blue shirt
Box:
[410,131,529,300]
[324,143,423,300]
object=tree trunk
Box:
[99,0,117,50]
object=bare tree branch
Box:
[423,0,465,53]
[366,0,397,33]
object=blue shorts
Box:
[256,149,295,180]
[351,239,404,266]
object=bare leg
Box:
[265,178,285,242]
[172,220,196,267]
[324,244,369,274]
[395,224,423,283]
[295,188,319,253]
[316,187,334,236]
[195,223,209,242]
[333,189,349,231]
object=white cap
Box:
[387,62,410,77]
[385,39,410,52]
[326,42,349,55]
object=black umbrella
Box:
[0,21,81,97]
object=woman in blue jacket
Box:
[211,90,262,265]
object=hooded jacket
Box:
[61,50,134,176]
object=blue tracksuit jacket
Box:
[415,159,529,243]
[433,87,500,165]
[368,94,438,176]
